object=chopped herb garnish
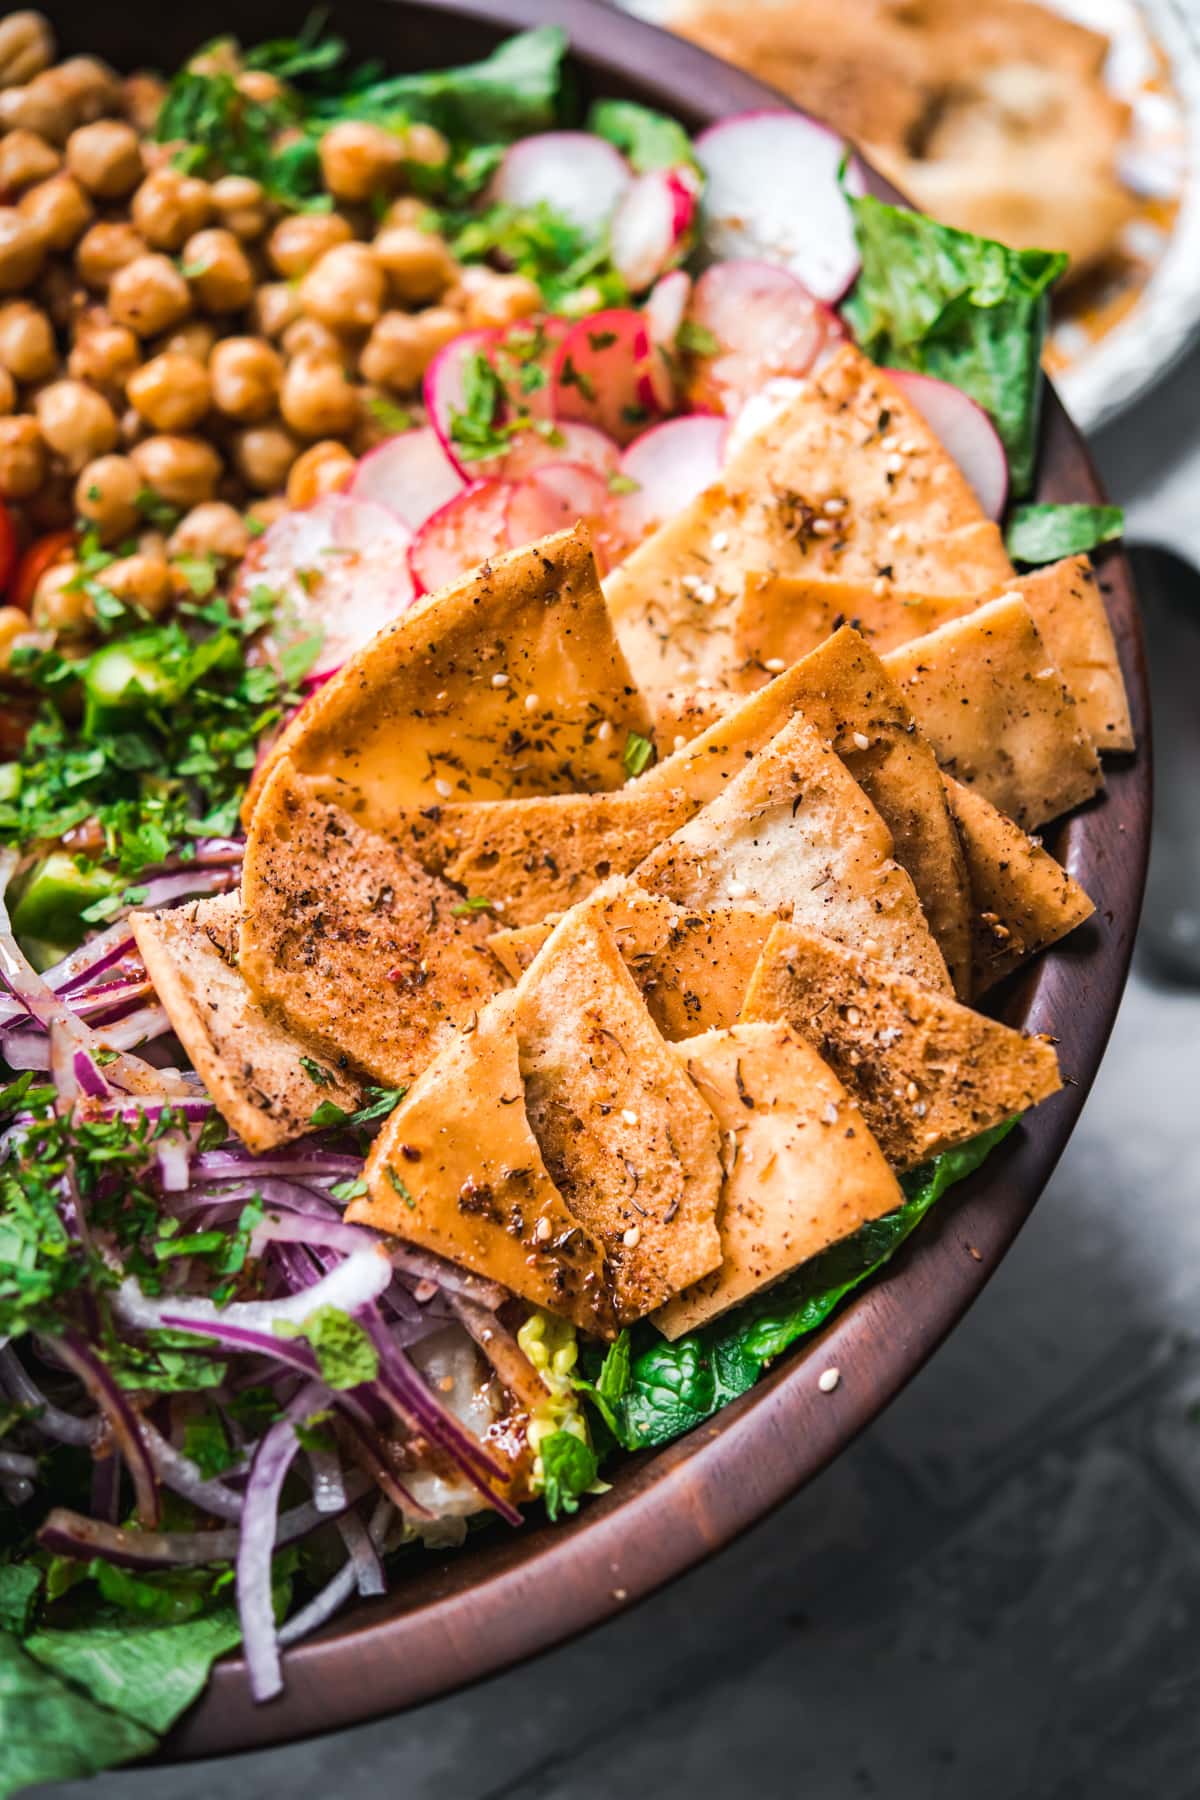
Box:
[622,731,656,778]
[299,1057,332,1086]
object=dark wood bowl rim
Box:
[118,0,1152,1758]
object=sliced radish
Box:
[685,259,846,414]
[888,370,1009,521]
[610,165,699,294]
[695,111,867,303]
[552,309,668,446]
[409,480,512,594]
[423,328,503,478]
[608,414,730,541]
[350,428,464,530]
[499,420,621,483]
[491,133,631,235]
[491,314,569,423]
[507,464,612,545]
[646,268,691,356]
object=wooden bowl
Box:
[52,0,1152,1756]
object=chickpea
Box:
[119,405,147,448]
[179,227,252,315]
[75,219,145,289]
[360,306,461,393]
[0,299,55,381]
[122,72,166,136]
[373,225,458,306]
[32,561,91,634]
[267,211,352,280]
[131,167,211,252]
[318,121,405,204]
[287,440,356,509]
[235,70,283,106]
[252,281,301,341]
[65,119,142,201]
[210,174,269,241]
[68,320,139,394]
[108,252,191,337]
[0,209,43,293]
[401,122,449,169]
[0,604,37,672]
[208,335,282,422]
[380,196,434,231]
[98,551,173,616]
[153,319,218,365]
[462,270,541,331]
[0,13,55,89]
[34,378,118,471]
[131,433,221,507]
[0,367,14,416]
[168,500,249,561]
[0,83,64,143]
[188,40,238,80]
[74,452,142,542]
[35,258,83,330]
[0,128,59,192]
[19,171,92,252]
[280,316,351,368]
[279,351,360,440]
[230,421,300,493]
[300,243,386,333]
[48,56,123,127]
[0,414,45,498]
[127,352,211,432]
[245,494,288,534]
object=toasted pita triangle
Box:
[653,1021,903,1339]
[131,893,362,1152]
[244,526,650,834]
[353,992,615,1336]
[635,706,952,992]
[882,594,1101,827]
[944,775,1095,992]
[513,906,723,1323]
[240,758,501,1087]
[741,920,1062,1168]
[999,557,1132,752]
[490,881,776,1038]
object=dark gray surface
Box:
[33,361,1200,1800]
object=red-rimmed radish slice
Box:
[551,309,668,445]
[409,479,512,594]
[685,259,846,414]
[646,269,691,354]
[695,111,867,303]
[608,414,730,540]
[349,427,464,530]
[888,370,1009,521]
[491,132,631,235]
[490,314,569,423]
[499,420,621,482]
[423,327,502,477]
[506,464,625,573]
[610,165,700,294]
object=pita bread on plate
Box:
[131,892,362,1153]
[653,1021,903,1339]
[741,919,1062,1169]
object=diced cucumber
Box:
[82,636,177,733]
[10,852,123,946]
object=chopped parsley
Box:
[622,731,656,778]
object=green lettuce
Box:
[587,99,696,173]
[841,196,1067,497]
[0,1632,154,1797]
[315,27,568,143]
[1005,503,1125,565]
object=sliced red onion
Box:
[448,1292,549,1414]
[0,1346,100,1446]
[115,1240,391,1340]
[334,1409,430,1519]
[127,867,241,914]
[250,1211,383,1260]
[51,1332,159,1528]
[276,1555,358,1648]
[238,1382,326,1702]
[193,1150,363,1185]
[40,922,138,996]
[335,1505,385,1596]
[0,1450,38,1479]
[140,1418,247,1522]
[101,1095,214,1123]
[387,1244,505,1310]
[5,1004,170,1070]
[155,1130,192,1193]
[48,1020,78,1107]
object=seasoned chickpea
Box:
[251,281,301,340]
[127,352,211,432]
[230,421,300,493]
[280,316,350,368]
[75,219,145,289]
[108,252,192,337]
[181,227,253,314]
[0,128,59,192]
[0,604,37,672]
[119,405,147,448]
[168,500,249,561]
[98,551,173,615]
[121,72,166,136]
[19,171,92,251]
[0,13,55,89]
[0,83,65,143]
[32,561,91,634]
[66,119,142,199]
[0,367,13,416]
[0,413,45,499]
[279,351,360,440]
[35,378,118,471]
[208,335,282,422]
[462,270,541,331]
[300,242,385,332]
[131,167,212,252]
[235,69,283,106]
[287,439,356,508]
[360,306,460,392]
[68,321,139,394]
[379,196,433,231]
[210,174,268,241]
[267,210,352,279]
[318,121,405,204]
[131,433,221,507]
[373,224,458,305]
[0,298,55,381]
[154,319,218,365]
[0,209,43,292]
[74,452,142,542]
[401,122,449,168]
[48,56,122,127]
[244,494,288,534]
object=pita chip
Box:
[653,1021,903,1339]
[741,920,1062,1168]
[131,893,362,1152]
[635,709,953,993]
[514,906,724,1323]
[354,993,616,1336]
[944,775,1095,992]
[882,594,1102,827]
[998,557,1132,753]
[240,758,501,1088]
[245,527,650,834]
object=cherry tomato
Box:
[9,528,75,614]
[0,502,15,598]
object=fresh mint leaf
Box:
[1005,503,1124,565]
[276,1304,379,1390]
[540,1429,598,1520]
[587,98,697,174]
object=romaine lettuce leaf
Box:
[26,1602,242,1737]
[1005,503,1124,565]
[0,1629,155,1797]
